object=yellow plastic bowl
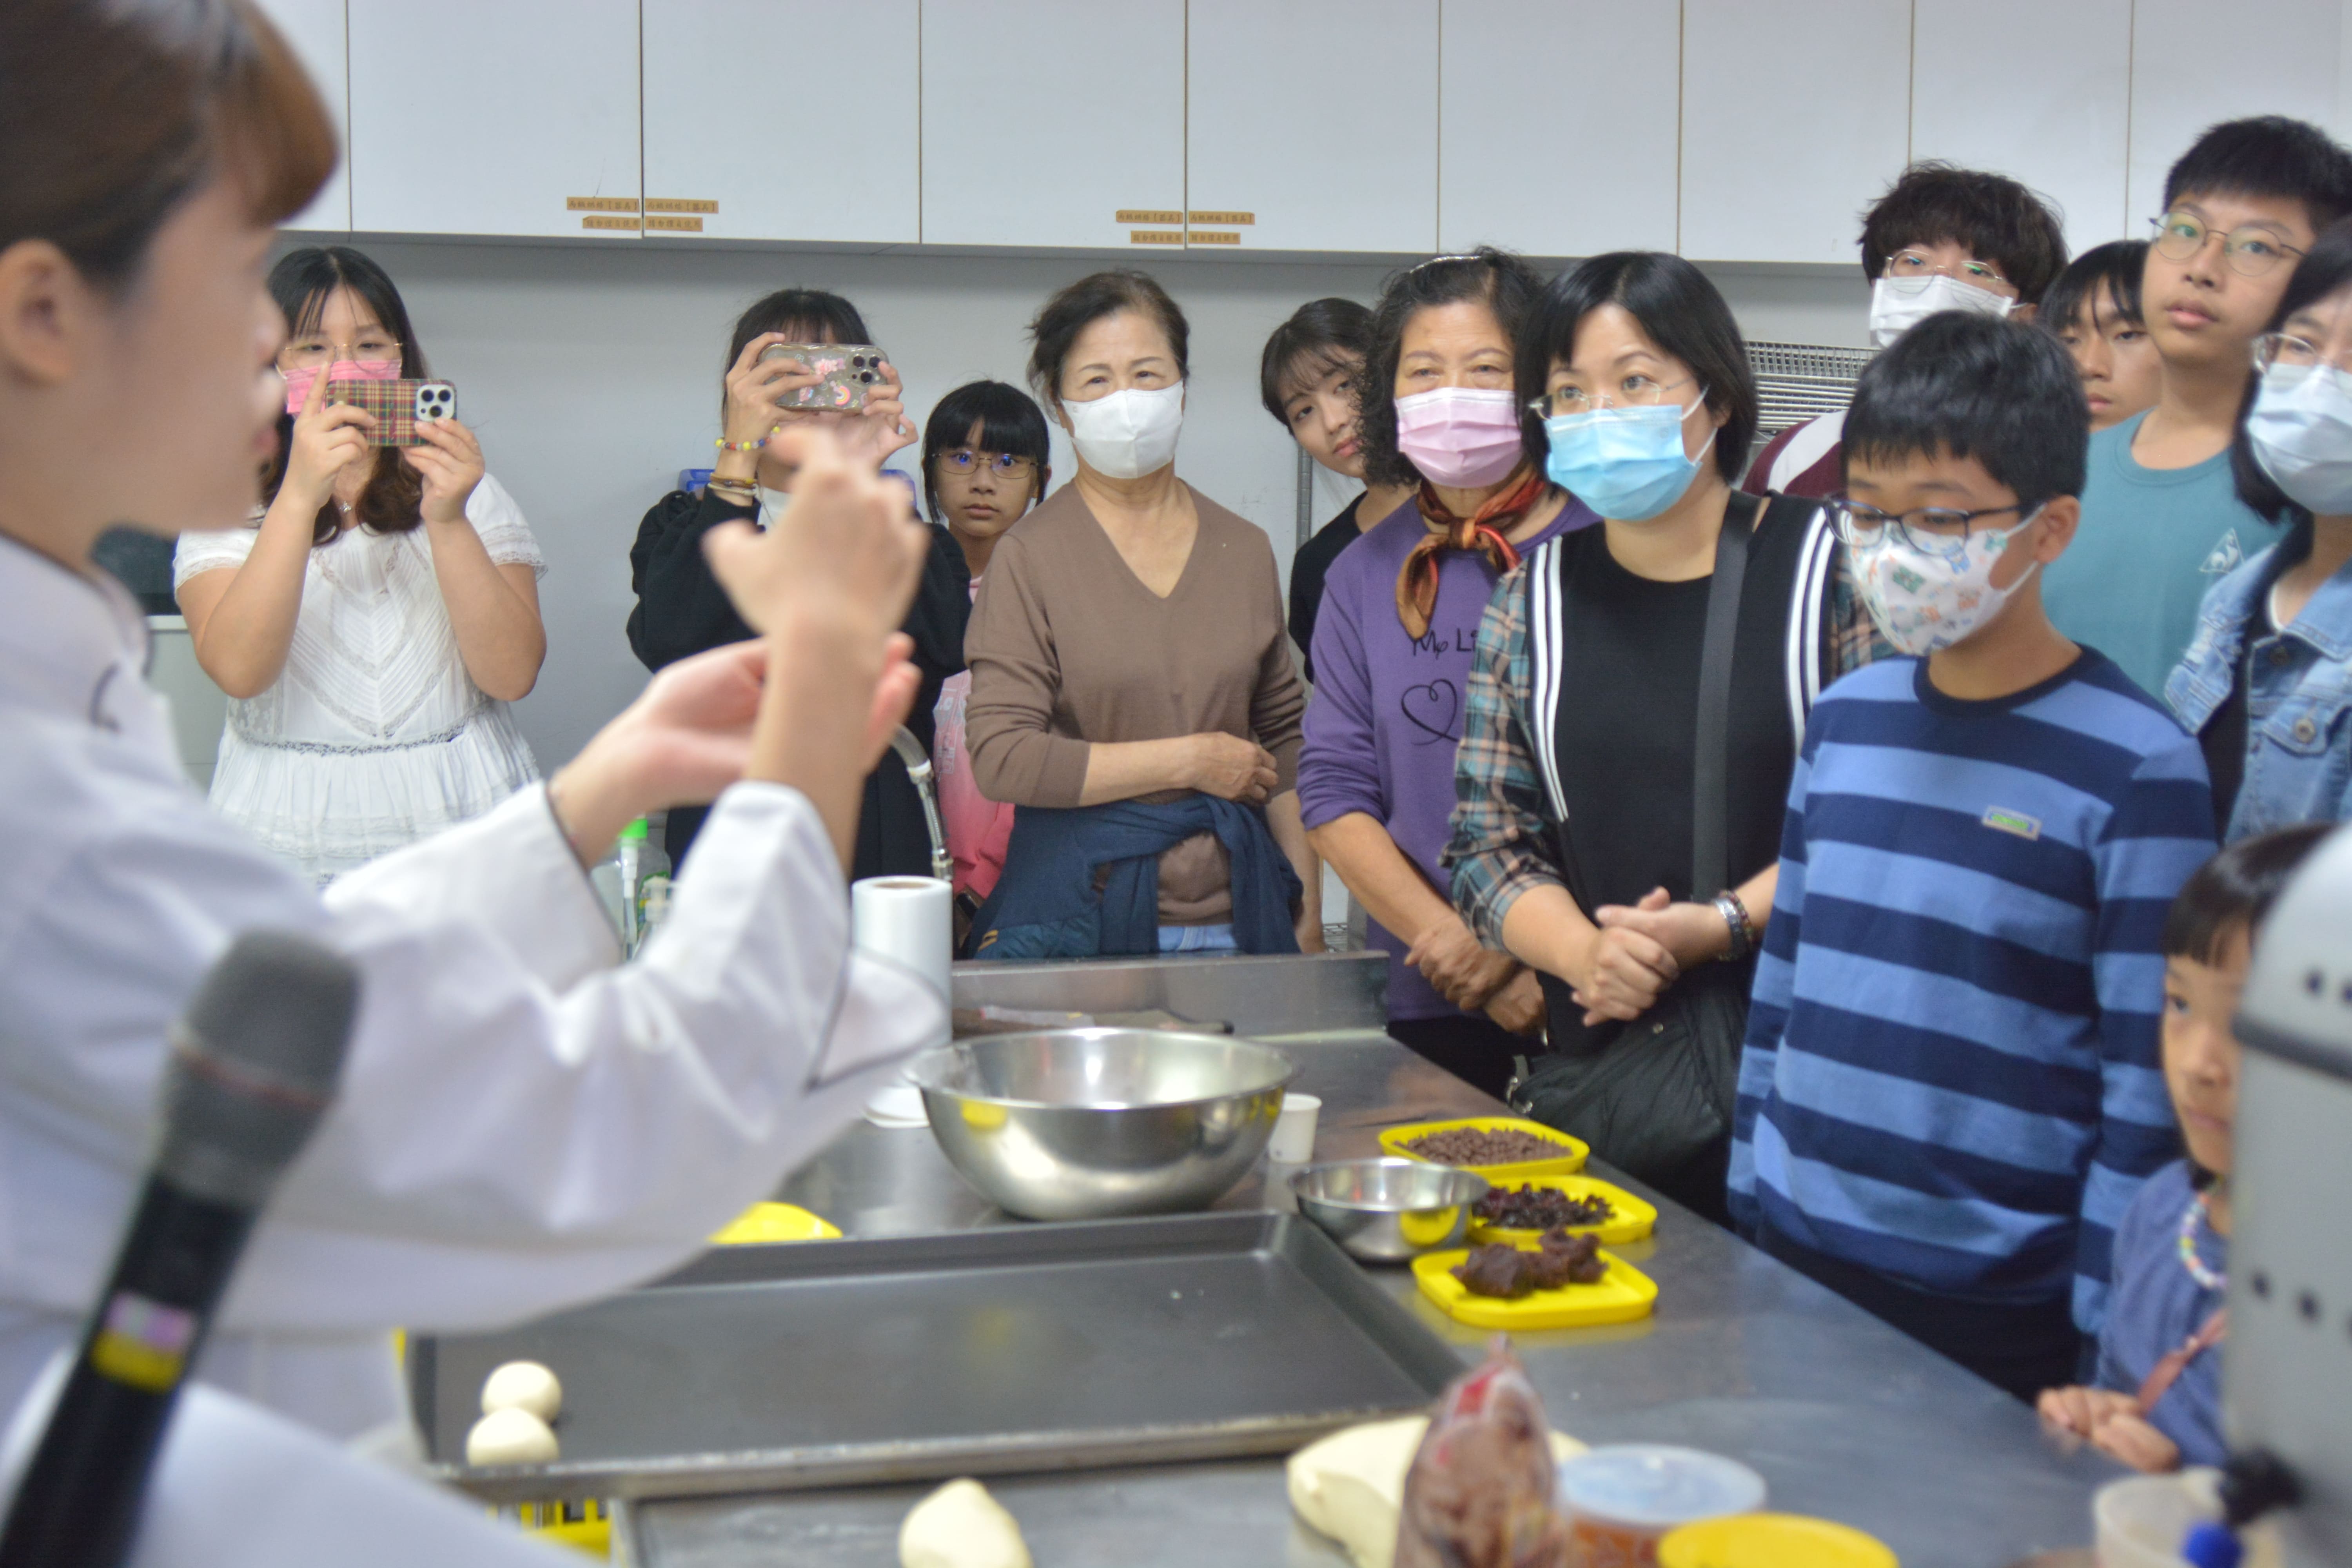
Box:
[1659,1513,1898,1568]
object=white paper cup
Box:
[1269,1092,1322,1164]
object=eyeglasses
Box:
[937,449,1038,480]
[1825,497,2029,562]
[2149,212,2307,277]
[1529,376,1700,420]
[1885,250,2014,292]
[2254,331,2352,377]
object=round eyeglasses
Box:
[1824,498,2029,563]
[938,449,1038,480]
[2253,331,2352,377]
[2150,212,2307,278]
[1529,376,1701,420]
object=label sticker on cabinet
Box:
[581,214,641,232]
[646,198,718,214]
[1189,230,1241,246]
[1129,230,1185,245]
[646,214,704,232]
[1187,211,1255,225]
[1116,209,1183,225]
[567,196,641,213]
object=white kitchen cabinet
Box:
[1185,0,1438,254]
[1439,0,1678,256]
[2129,0,2343,235]
[1912,0,2131,257]
[920,0,1184,250]
[347,0,641,238]
[254,0,349,231]
[1680,0,1913,265]
[642,1,917,244]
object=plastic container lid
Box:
[619,818,649,841]
[1659,1513,1898,1568]
[1557,1445,1768,1530]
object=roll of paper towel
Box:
[853,877,953,1127]
[851,875,953,1019]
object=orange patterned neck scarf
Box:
[1394,464,1548,640]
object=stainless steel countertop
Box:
[629,1008,2116,1566]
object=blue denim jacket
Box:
[2166,524,2352,840]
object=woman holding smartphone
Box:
[630,287,971,877]
[174,246,546,883]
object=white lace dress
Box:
[173,475,544,883]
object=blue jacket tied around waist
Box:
[968,797,1303,961]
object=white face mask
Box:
[1867,273,2015,349]
[1851,507,2043,656]
[2248,361,2352,515]
[1062,384,1184,480]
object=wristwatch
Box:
[1712,890,1755,964]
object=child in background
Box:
[1746,163,2068,497]
[1729,313,2217,1401]
[923,381,1050,906]
[2041,240,2162,432]
[2039,824,2329,1470]
[1260,298,1417,682]
[2043,116,2352,697]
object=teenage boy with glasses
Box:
[1746,163,2068,497]
[2043,116,2352,696]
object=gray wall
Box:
[318,238,1866,768]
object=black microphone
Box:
[0,931,360,1568]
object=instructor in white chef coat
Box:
[0,0,942,1442]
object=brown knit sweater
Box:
[964,481,1305,924]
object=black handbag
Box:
[1508,496,1762,1195]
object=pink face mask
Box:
[282,358,400,416]
[1394,387,1525,488]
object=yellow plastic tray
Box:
[1378,1116,1588,1182]
[708,1202,841,1245]
[1467,1175,1656,1247]
[1412,1243,1657,1330]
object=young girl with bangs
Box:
[175,246,546,882]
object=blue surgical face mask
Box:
[1542,392,1717,522]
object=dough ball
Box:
[479,1360,562,1422]
[465,1406,559,1467]
[899,1477,1031,1568]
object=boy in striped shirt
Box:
[1728,313,2217,1401]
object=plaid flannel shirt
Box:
[1442,539,1887,945]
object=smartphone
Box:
[325,378,459,446]
[756,343,890,412]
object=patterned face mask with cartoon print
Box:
[1851,506,2043,657]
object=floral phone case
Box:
[756,343,889,411]
[326,378,457,446]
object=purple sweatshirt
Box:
[1298,496,1595,1019]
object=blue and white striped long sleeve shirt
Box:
[1728,652,2216,1334]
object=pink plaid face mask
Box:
[282,358,400,416]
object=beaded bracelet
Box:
[1712,890,1756,964]
[714,423,782,454]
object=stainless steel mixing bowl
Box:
[1289,1158,1490,1263]
[904,1029,1296,1221]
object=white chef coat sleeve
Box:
[218,779,938,1334]
[321,784,617,991]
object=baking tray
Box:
[408,1211,1460,1503]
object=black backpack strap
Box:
[1690,494,1760,897]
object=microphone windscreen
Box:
[158,931,361,1208]
[180,930,362,1098]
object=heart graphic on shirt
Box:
[1401,679,1460,743]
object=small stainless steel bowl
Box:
[1289,1158,1491,1263]
[905,1029,1296,1222]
